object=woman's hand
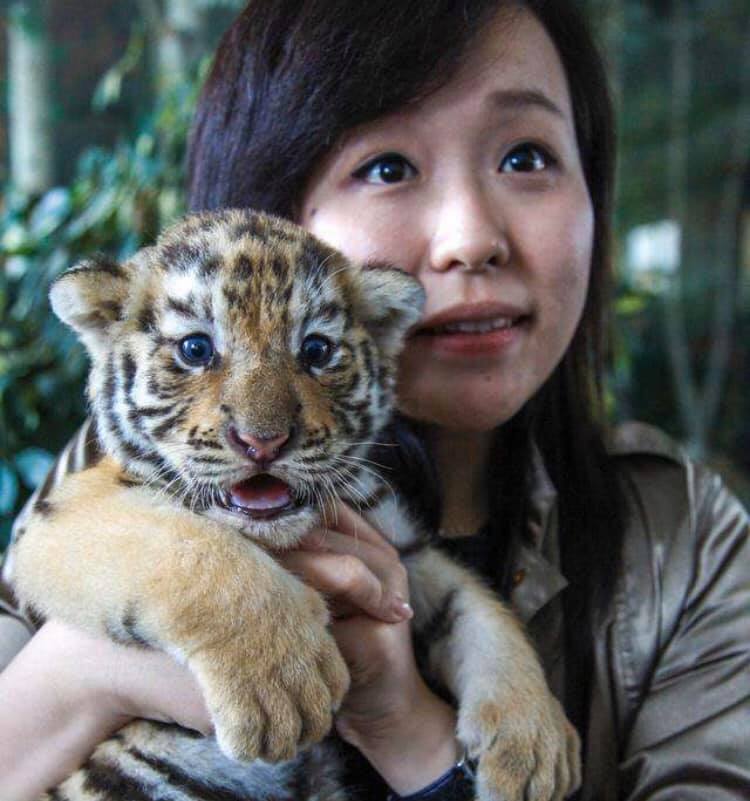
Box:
[0,505,457,801]
[276,502,461,795]
[0,619,211,801]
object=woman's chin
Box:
[396,390,526,434]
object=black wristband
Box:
[385,753,476,801]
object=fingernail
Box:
[391,599,414,621]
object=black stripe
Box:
[360,340,375,381]
[138,305,157,334]
[353,483,390,511]
[33,450,62,512]
[131,403,173,417]
[419,587,458,645]
[166,297,199,318]
[296,453,327,465]
[199,256,221,277]
[33,498,54,517]
[151,405,188,438]
[122,352,137,398]
[334,399,370,414]
[230,216,264,241]
[117,474,142,488]
[269,253,288,282]
[160,242,202,270]
[82,418,103,469]
[101,300,123,320]
[224,285,242,309]
[288,750,312,801]
[127,746,255,801]
[82,756,153,800]
[73,255,126,279]
[189,454,225,464]
[187,436,224,451]
[234,254,255,280]
[316,302,342,323]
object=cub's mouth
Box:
[219,474,305,521]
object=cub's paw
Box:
[458,691,581,801]
[193,585,350,763]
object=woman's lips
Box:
[411,304,531,357]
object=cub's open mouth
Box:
[220,474,303,520]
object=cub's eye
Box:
[178,334,214,366]
[300,334,334,369]
[353,153,417,185]
[500,143,555,174]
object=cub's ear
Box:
[350,264,426,357]
[50,255,131,343]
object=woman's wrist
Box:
[0,623,128,801]
[337,681,461,796]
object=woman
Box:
[1,1,748,799]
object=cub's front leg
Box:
[408,547,580,801]
[11,457,349,763]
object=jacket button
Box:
[512,569,526,587]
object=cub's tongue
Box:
[229,475,292,514]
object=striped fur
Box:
[10,210,580,801]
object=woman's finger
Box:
[320,500,399,556]
[279,549,412,623]
[299,526,410,601]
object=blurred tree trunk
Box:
[700,22,750,458]
[663,0,695,448]
[7,0,53,194]
[597,0,626,120]
[136,0,205,94]
[664,0,750,459]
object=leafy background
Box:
[1,0,748,548]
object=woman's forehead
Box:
[339,8,574,144]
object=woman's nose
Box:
[428,182,509,273]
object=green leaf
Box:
[615,295,649,316]
[14,447,55,490]
[0,462,19,515]
[1,222,32,254]
[92,69,123,111]
[65,187,119,240]
[28,188,73,239]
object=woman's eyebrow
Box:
[489,88,565,118]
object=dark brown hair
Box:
[187,0,625,734]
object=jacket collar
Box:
[509,444,569,623]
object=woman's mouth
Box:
[413,306,531,357]
[423,315,519,335]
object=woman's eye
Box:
[353,153,417,185]
[178,334,214,366]
[500,143,554,174]
[300,334,335,369]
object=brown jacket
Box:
[1,421,748,799]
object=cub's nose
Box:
[227,426,291,466]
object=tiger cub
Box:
[10,210,579,801]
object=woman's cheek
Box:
[544,197,593,338]
[305,199,418,271]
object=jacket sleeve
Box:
[0,580,34,670]
[618,461,750,800]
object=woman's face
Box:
[300,9,593,433]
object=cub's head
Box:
[51,209,424,547]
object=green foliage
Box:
[0,75,200,547]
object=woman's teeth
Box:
[430,316,516,334]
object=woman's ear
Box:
[349,263,426,358]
